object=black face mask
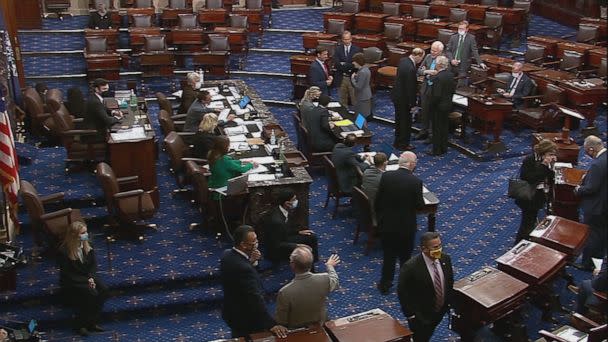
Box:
[101,91,111,98]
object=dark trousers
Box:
[431,108,449,155]
[581,214,607,268]
[408,312,444,342]
[380,231,415,287]
[517,206,539,243]
[62,279,108,329]
[394,101,412,146]
[419,86,432,132]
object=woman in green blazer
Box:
[208,136,257,191]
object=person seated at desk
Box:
[191,113,220,160]
[299,86,322,128]
[66,87,86,118]
[208,136,257,195]
[332,134,370,194]
[57,221,108,337]
[496,62,534,109]
[88,2,113,29]
[178,72,201,114]
[305,94,337,153]
[83,78,123,143]
[184,90,219,132]
[262,189,319,263]
[569,256,607,315]
[275,247,340,329]
[361,152,387,225]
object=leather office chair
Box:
[411,5,430,19]
[513,0,531,35]
[363,46,384,91]
[543,50,585,72]
[382,2,400,16]
[342,0,359,13]
[513,83,566,131]
[169,0,186,8]
[133,14,154,27]
[562,24,600,45]
[600,57,607,79]
[164,131,205,189]
[383,23,403,50]
[377,47,406,88]
[156,92,180,117]
[84,37,122,80]
[480,0,498,5]
[352,186,377,255]
[184,160,219,232]
[524,43,547,65]
[322,155,352,219]
[299,123,331,170]
[449,8,468,23]
[135,0,153,7]
[437,28,454,46]
[158,109,187,137]
[19,180,84,250]
[246,0,262,9]
[483,11,503,50]
[292,112,303,151]
[86,37,108,53]
[96,162,157,240]
[46,0,71,19]
[23,87,51,136]
[327,19,346,35]
[178,13,198,28]
[229,14,248,29]
[193,34,230,76]
[206,0,223,9]
[142,35,175,76]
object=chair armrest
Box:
[174,120,185,125]
[72,118,84,123]
[571,312,600,330]
[171,114,187,120]
[177,132,195,137]
[181,157,207,164]
[113,189,144,200]
[521,95,544,100]
[40,207,73,221]
[312,151,332,157]
[539,102,556,108]
[530,56,544,63]
[487,77,507,85]
[563,65,580,72]
[538,330,570,342]
[117,175,140,189]
[40,192,65,203]
[61,129,100,136]
[541,60,561,67]
[593,291,607,301]
[560,33,575,39]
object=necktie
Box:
[455,36,464,60]
[321,61,328,77]
[346,45,350,56]
[432,261,444,311]
[509,76,521,96]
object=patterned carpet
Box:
[2,7,607,342]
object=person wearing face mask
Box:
[496,62,534,109]
[57,221,108,336]
[397,232,454,342]
[83,78,123,143]
[262,189,319,263]
[415,41,445,143]
[350,52,372,118]
[220,225,289,338]
[445,21,486,87]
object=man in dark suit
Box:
[570,256,607,314]
[445,21,487,87]
[308,46,334,96]
[398,232,454,342]
[262,189,319,263]
[83,78,122,143]
[497,62,534,109]
[332,134,370,193]
[575,136,607,270]
[429,56,456,156]
[178,72,200,114]
[375,151,424,294]
[88,2,113,29]
[392,48,425,151]
[304,95,336,152]
[334,31,362,107]
[220,225,288,338]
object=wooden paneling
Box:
[15,0,43,29]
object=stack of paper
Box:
[208,101,225,109]
[224,126,247,136]
[241,156,276,164]
[229,142,250,151]
[228,134,247,142]
[110,127,146,141]
[327,101,342,108]
[245,164,269,174]
[340,130,364,137]
[248,174,276,182]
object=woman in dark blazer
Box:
[350,53,372,118]
[191,113,220,159]
[515,139,557,243]
[57,221,108,336]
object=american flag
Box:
[0,90,20,239]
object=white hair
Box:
[435,55,449,69]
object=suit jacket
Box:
[361,166,383,224]
[191,131,217,159]
[184,100,214,132]
[88,11,112,29]
[517,154,554,210]
[351,65,372,101]
[418,54,444,95]
[429,69,456,112]
[309,60,331,96]
[392,57,418,108]
[576,151,607,218]
[275,265,339,328]
[445,33,482,75]
[299,100,316,129]
[375,168,424,233]
[505,73,534,109]
[305,106,336,152]
[83,94,118,142]
[331,143,369,193]
[57,248,99,290]
[334,43,362,87]
[179,84,198,114]
[398,253,454,324]
[262,207,302,261]
[220,248,276,334]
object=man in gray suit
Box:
[350,52,372,118]
[445,21,487,87]
[361,152,388,225]
[332,134,371,193]
[416,41,445,142]
[275,247,340,328]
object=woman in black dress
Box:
[515,139,557,243]
[57,221,108,336]
[191,113,221,159]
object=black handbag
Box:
[508,170,535,202]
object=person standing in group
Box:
[350,52,372,118]
[335,31,362,108]
[309,46,334,96]
[415,41,445,143]
[428,56,456,156]
[445,21,486,87]
[392,48,425,151]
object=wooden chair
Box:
[299,123,331,170]
[184,160,220,232]
[377,47,406,88]
[483,11,503,50]
[22,87,51,136]
[352,186,376,255]
[322,155,352,219]
[513,83,567,131]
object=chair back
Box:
[156,92,173,115]
[206,0,223,9]
[209,34,230,51]
[351,186,373,230]
[384,23,403,42]
[66,87,86,118]
[164,131,189,173]
[86,37,108,53]
[386,48,406,66]
[363,46,383,64]
[599,57,607,78]
[513,0,531,13]
[437,28,454,46]
[560,50,583,71]
[327,19,346,35]
[484,11,503,29]
[543,84,566,105]
[589,324,608,342]
[229,14,248,29]
[342,0,359,13]
[318,39,338,58]
[299,122,312,159]
[52,106,76,133]
[577,24,598,43]
[246,0,262,9]
[524,43,545,64]
[19,181,45,222]
[382,2,400,16]
[158,109,176,136]
[23,88,45,119]
[178,13,198,28]
[133,14,153,27]
[145,35,167,52]
[480,0,498,5]
[411,5,430,19]
[469,64,488,85]
[96,162,120,213]
[135,0,153,7]
[185,161,210,207]
[449,8,467,22]
[45,89,64,113]
[322,155,339,196]
[169,0,186,8]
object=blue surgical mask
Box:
[80,233,89,241]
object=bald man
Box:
[416,41,445,142]
[375,151,425,294]
[497,62,534,109]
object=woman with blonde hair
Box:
[192,113,220,159]
[57,221,108,336]
[299,86,322,127]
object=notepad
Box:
[224,126,247,136]
[340,130,364,137]
[241,156,276,164]
[327,101,342,108]
[228,134,247,142]
[334,119,354,127]
[248,174,276,182]
[245,164,269,174]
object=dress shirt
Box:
[279,205,289,222]
[422,253,444,301]
[508,74,522,96]
[316,59,328,76]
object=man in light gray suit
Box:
[275,247,340,328]
[350,52,372,118]
[416,41,445,142]
[445,21,487,87]
[361,152,388,225]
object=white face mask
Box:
[458,29,466,36]
[512,72,520,78]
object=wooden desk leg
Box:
[485,119,506,154]
[427,213,436,232]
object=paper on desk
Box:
[201,87,219,95]
[592,258,603,271]
[555,327,588,342]
[110,127,146,141]
[172,90,183,98]
[224,126,247,135]
[229,142,250,151]
[332,308,386,327]
[452,94,468,107]
[265,144,279,154]
[248,174,276,182]
[211,94,225,101]
[245,164,269,174]
[218,108,231,122]
[241,156,276,164]
[229,134,247,142]
[208,101,225,109]
[327,101,342,108]
[422,185,429,193]
[554,162,573,169]
[340,130,364,137]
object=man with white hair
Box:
[275,247,340,328]
[497,62,534,109]
[178,72,201,114]
[575,135,607,270]
[416,41,445,142]
[88,2,113,29]
[428,55,456,156]
[375,151,425,295]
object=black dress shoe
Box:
[377,283,391,295]
[88,325,105,332]
[76,328,90,336]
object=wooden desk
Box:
[385,16,419,39]
[191,51,230,76]
[488,6,525,36]
[480,54,543,75]
[452,267,528,340]
[527,35,562,58]
[214,27,248,54]
[302,32,338,51]
[588,48,607,68]
[323,12,355,31]
[555,41,596,61]
[232,8,264,33]
[458,4,488,22]
[355,12,390,33]
[466,94,512,150]
[416,20,450,41]
[399,0,430,16]
[529,69,576,92]
[170,28,206,47]
[553,167,585,221]
[197,8,227,27]
[325,309,412,342]
[396,41,431,53]
[557,78,608,129]
[140,52,175,77]
[84,52,122,80]
[529,215,589,259]
[532,132,579,165]
[290,54,316,76]
[496,240,568,286]
[352,34,386,50]
[429,1,459,18]
[160,8,191,27]
[85,28,120,51]
[128,27,162,50]
[250,324,331,342]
